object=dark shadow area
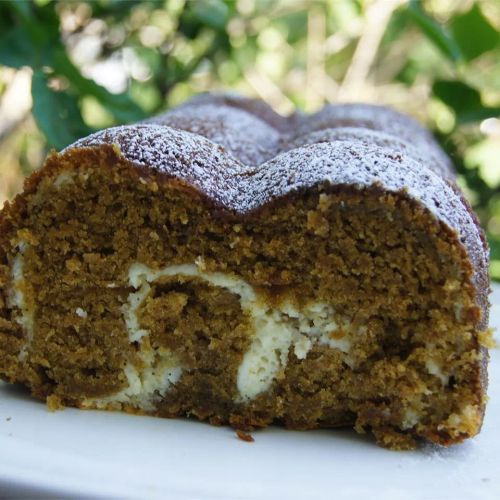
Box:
[0,383,38,404]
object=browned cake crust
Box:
[0,94,490,449]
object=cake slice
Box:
[0,97,490,449]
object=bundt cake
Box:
[0,93,490,449]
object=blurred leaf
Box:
[130,81,162,113]
[436,131,496,212]
[382,8,410,47]
[0,2,143,123]
[10,0,58,46]
[8,0,32,20]
[31,71,93,150]
[407,1,461,62]
[100,90,147,123]
[396,60,418,85]
[432,80,500,123]
[180,0,231,38]
[0,4,13,32]
[450,4,499,61]
[0,27,37,69]
[52,50,146,122]
[134,46,162,76]
[191,0,230,31]
[433,80,481,114]
[281,11,308,44]
[0,1,59,69]
[489,236,500,261]
[91,0,161,21]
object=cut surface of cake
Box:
[0,93,490,449]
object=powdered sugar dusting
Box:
[144,103,281,165]
[286,126,455,181]
[298,103,437,148]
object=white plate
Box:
[1,285,499,500]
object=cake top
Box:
[287,126,454,181]
[297,103,433,145]
[144,103,281,165]
[137,93,454,180]
[290,103,455,179]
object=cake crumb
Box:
[236,429,255,442]
[478,328,497,349]
[46,394,65,411]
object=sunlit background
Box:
[0,0,499,278]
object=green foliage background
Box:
[0,0,499,279]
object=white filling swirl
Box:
[111,262,357,405]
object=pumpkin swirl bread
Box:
[0,93,490,449]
